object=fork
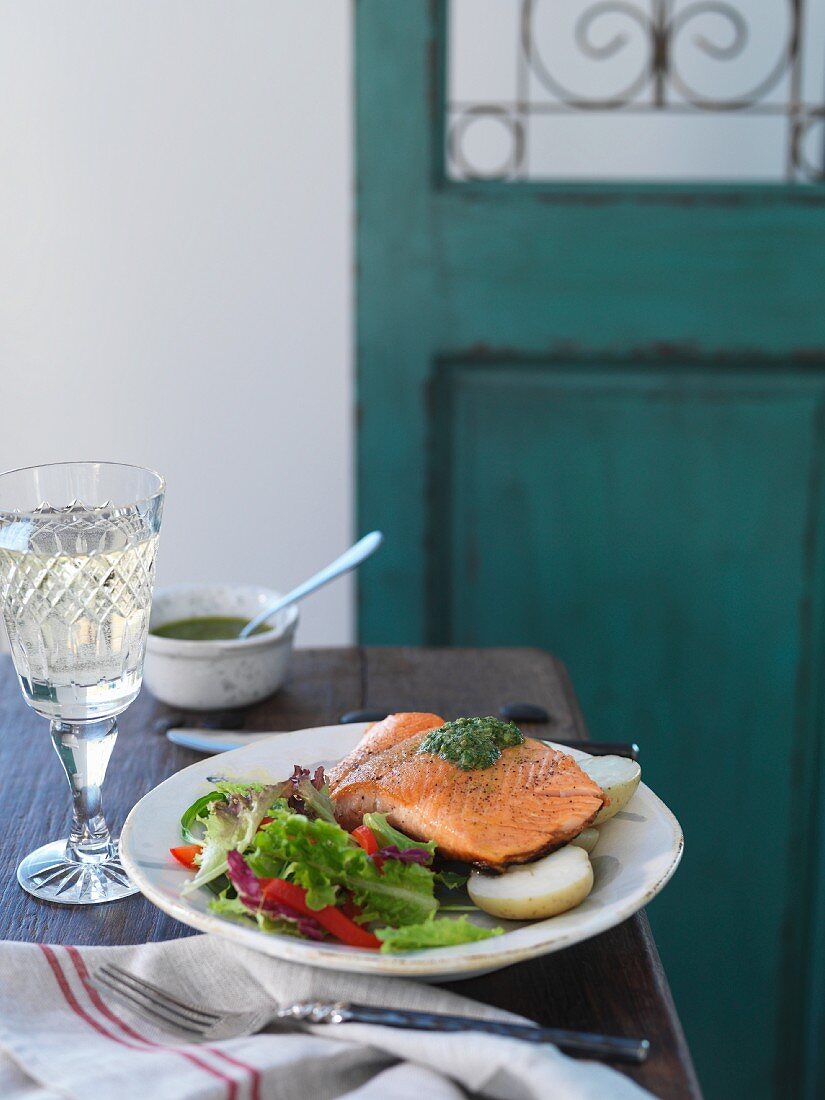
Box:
[93,964,650,1064]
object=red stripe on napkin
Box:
[38,945,241,1100]
[66,946,261,1100]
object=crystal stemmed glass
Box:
[0,462,164,904]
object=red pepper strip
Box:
[352,825,378,855]
[257,816,274,830]
[261,877,381,950]
[351,824,384,869]
[170,844,201,870]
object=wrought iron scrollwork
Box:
[448,106,526,179]
[666,1,794,108]
[525,1,654,109]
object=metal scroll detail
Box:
[447,0,824,182]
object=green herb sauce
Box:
[151,616,272,641]
[417,716,524,771]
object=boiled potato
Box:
[568,826,599,853]
[580,755,641,824]
[468,845,593,920]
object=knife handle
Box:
[283,1001,649,1064]
[340,709,391,724]
[552,739,639,760]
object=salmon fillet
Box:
[329,715,605,870]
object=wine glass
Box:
[0,462,164,904]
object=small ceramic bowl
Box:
[143,583,299,710]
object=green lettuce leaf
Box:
[182,785,284,894]
[212,779,269,796]
[362,812,436,859]
[348,858,437,927]
[180,791,224,843]
[293,776,338,825]
[434,870,468,890]
[375,916,503,953]
[248,811,344,908]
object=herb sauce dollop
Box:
[417,716,524,771]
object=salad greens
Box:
[247,805,438,924]
[183,784,282,893]
[175,766,500,953]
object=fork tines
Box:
[95,964,221,1037]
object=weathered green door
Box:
[356,4,825,1097]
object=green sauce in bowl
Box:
[150,616,273,642]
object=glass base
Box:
[17,839,138,905]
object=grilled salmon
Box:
[329,713,605,870]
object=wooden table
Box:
[0,647,700,1098]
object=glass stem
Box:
[50,718,118,863]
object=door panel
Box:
[432,360,825,1096]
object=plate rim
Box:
[120,724,684,977]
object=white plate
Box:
[120,723,683,981]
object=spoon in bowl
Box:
[239,530,384,639]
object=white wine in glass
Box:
[0,462,164,904]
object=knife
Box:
[278,1001,649,1064]
[166,728,638,759]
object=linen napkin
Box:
[0,935,652,1100]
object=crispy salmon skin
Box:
[329,713,604,870]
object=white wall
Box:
[0,1,354,645]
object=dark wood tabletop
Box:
[0,646,700,1098]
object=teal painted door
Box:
[356,5,825,1098]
